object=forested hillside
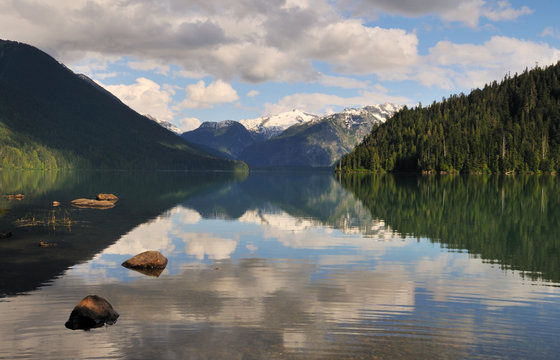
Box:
[339,63,560,174]
[0,39,246,171]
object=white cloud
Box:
[0,0,554,114]
[541,27,555,37]
[178,117,202,132]
[128,59,171,76]
[179,80,239,109]
[309,21,419,75]
[247,90,260,97]
[68,52,120,75]
[336,0,532,27]
[541,26,560,39]
[421,36,560,89]
[101,77,175,122]
[482,1,532,22]
[0,0,420,83]
[315,74,371,89]
[263,90,411,115]
[94,72,119,80]
[173,69,208,79]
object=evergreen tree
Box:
[338,63,560,174]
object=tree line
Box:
[338,62,560,174]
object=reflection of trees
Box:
[0,170,242,296]
[185,173,390,237]
[340,173,560,282]
[0,170,73,202]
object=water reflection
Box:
[339,173,560,282]
[1,171,560,359]
[0,170,243,296]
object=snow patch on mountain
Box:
[145,114,181,134]
[239,109,319,139]
[236,104,401,138]
[199,120,237,129]
[336,103,403,128]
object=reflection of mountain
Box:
[340,174,560,282]
[182,172,560,282]
[183,172,392,238]
[0,171,243,297]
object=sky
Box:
[1,0,560,132]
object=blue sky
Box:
[1,0,559,131]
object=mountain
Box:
[340,63,560,174]
[238,104,401,168]
[145,114,181,134]
[239,109,319,140]
[181,104,400,168]
[180,120,255,158]
[0,39,246,171]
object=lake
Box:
[1,170,559,359]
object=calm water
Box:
[1,171,560,359]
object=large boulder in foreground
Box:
[65,295,119,330]
[70,198,115,209]
[122,250,168,277]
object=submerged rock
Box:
[122,250,168,277]
[96,193,118,202]
[70,198,115,209]
[0,231,12,239]
[3,194,24,200]
[39,241,56,247]
[65,295,119,330]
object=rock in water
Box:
[122,250,168,277]
[0,231,13,239]
[70,198,115,209]
[96,193,118,202]
[39,241,56,247]
[65,295,119,330]
[3,194,24,200]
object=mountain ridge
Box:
[239,109,320,140]
[0,39,246,171]
[181,103,401,168]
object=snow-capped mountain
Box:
[239,103,402,167]
[182,103,402,168]
[336,103,403,128]
[239,109,319,140]
[145,114,181,134]
[198,120,237,129]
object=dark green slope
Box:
[181,120,255,159]
[0,39,246,171]
[340,63,560,174]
